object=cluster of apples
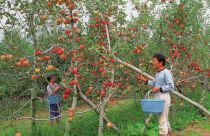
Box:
[0,54,14,61]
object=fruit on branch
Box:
[64,88,71,94]
[71,68,79,74]
[0,54,14,61]
[64,72,70,76]
[60,54,67,61]
[63,19,69,25]
[133,48,140,54]
[63,93,69,100]
[66,15,72,22]
[37,57,43,62]
[73,17,79,23]
[71,57,77,62]
[66,52,71,57]
[68,3,75,10]
[73,12,78,17]
[31,74,38,80]
[46,65,55,71]
[65,0,71,5]
[98,67,104,73]
[69,81,75,86]
[59,9,65,15]
[65,29,71,35]
[35,50,42,56]
[79,44,85,50]
[20,59,30,67]
[15,61,22,67]
[57,49,64,55]
[75,37,80,42]
[34,68,41,73]
[47,0,52,7]
[0,55,7,60]
[71,49,77,54]
[43,56,50,61]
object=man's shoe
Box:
[168,130,173,136]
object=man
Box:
[47,74,63,124]
[138,53,174,136]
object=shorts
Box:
[49,103,61,120]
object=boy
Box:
[47,74,63,124]
[138,53,174,136]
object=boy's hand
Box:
[137,75,147,82]
[151,87,160,93]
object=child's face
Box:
[50,76,56,83]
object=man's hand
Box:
[151,87,160,93]
[136,75,147,82]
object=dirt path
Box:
[173,119,210,136]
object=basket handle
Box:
[144,90,161,99]
[144,90,152,99]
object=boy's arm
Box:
[138,75,155,87]
[146,80,155,87]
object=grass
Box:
[0,92,210,136]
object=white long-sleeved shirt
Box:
[147,68,174,92]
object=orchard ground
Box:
[1,89,210,136]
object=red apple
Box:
[65,29,71,35]
[63,93,69,100]
[64,88,71,94]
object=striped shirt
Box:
[47,83,60,96]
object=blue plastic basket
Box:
[140,91,165,114]
[47,96,61,104]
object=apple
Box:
[98,67,104,73]
[63,93,69,100]
[64,88,71,94]
[107,122,112,128]
[34,68,41,73]
[65,29,71,35]
[68,3,75,10]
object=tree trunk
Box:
[97,15,115,136]
[29,1,38,134]
[31,87,37,136]
[140,114,153,134]
[64,74,78,136]
[98,102,105,136]
[77,86,119,134]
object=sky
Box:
[0,0,209,42]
